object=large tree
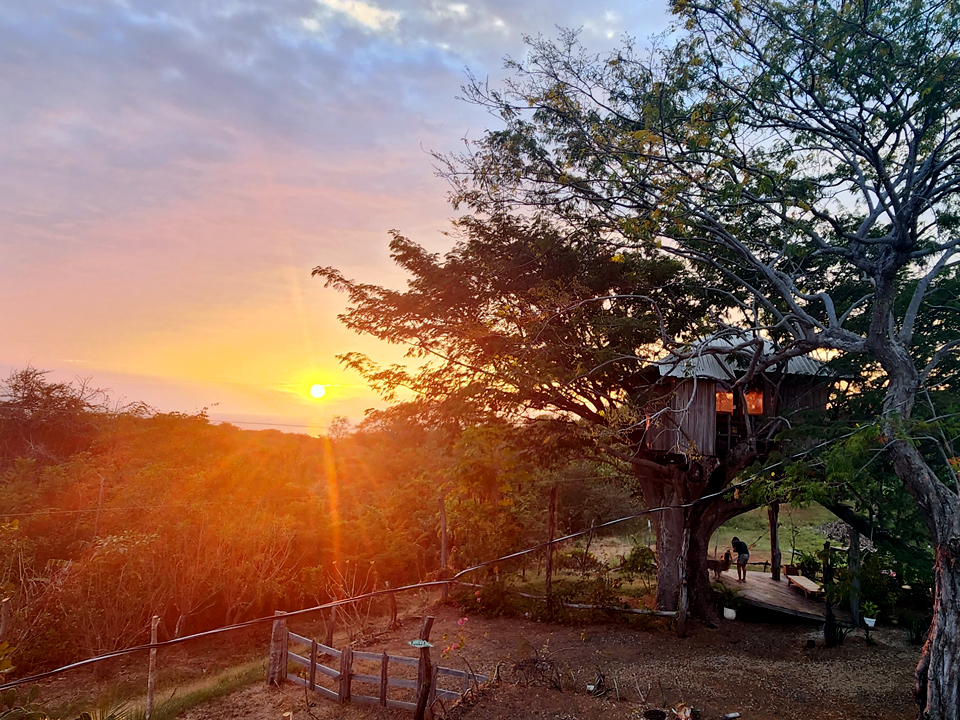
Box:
[316,214,782,621]
[437,1,960,716]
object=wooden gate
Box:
[267,613,486,715]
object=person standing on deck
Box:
[732,537,750,582]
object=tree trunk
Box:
[653,503,685,611]
[915,542,960,720]
[638,464,751,619]
[879,364,960,720]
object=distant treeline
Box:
[0,369,639,672]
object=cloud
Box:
[307,0,402,32]
[1,0,673,421]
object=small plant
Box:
[861,601,879,618]
[795,550,820,580]
[1,685,45,720]
[620,544,656,575]
[711,582,741,609]
[440,617,468,658]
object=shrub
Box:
[620,544,656,575]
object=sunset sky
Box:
[1,0,672,434]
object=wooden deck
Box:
[718,570,853,625]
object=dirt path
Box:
[227,601,919,720]
[29,594,919,720]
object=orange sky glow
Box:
[1,0,672,434]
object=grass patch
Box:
[709,503,834,563]
[130,660,265,720]
[47,660,265,720]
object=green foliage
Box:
[710,583,741,609]
[861,601,879,619]
[1,370,630,673]
[555,549,605,574]
[0,686,44,720]
[795,551,820,581]
[457,580,526,619]
[619,544,656,576]
[0,641,14,676]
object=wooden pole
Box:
[413,616,435,720]
[325,606,336,648]
[439,495,449,602]
[769,502,782,581]
[385,582,398,630]
[267,611,288,686]
[429,664,439,710]
[309,639,318,691]
[0,597,10,643]
[338,646,353,703]
[545,486,557,614]
[582,518,596,575]
[146,615,160,719]
[379,650,389,707]
[676,528,690,638]
[849,525,861,627]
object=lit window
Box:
[716,391,734,413]
[746,390,764,415]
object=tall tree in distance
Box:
[0,367,108,467]
[439,1,960,715]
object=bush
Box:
[456,579,528,619]
[620,544,656,575]
[555,549,605,574]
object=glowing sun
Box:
[309,384,326,399]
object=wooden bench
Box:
[784,572,822,598]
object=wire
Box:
[0,475,754,692]
[2,502,214,518]
[0,425,870,691]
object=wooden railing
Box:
[267,613,486,717]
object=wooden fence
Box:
[267,613,486,717]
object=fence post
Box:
[0,597,10,642]
[325,606,336,648]
[267,611,288,686]
[769,501,782,581]
[439,494,449,602]
[379,650,389,707]
[429,663,439,710]
[386,582,398,630]
[545,486,557,613]
[338,645,353,703]
[309,639,318,691]
[145,615,160,720]
[413,615,435,720]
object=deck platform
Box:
[718,570,853,625]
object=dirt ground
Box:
[178,598,921,720]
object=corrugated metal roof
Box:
[655,334,826,380]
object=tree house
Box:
[642,338,831,459]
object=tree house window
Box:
[746,389,764,415]
[716,391,734,413]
